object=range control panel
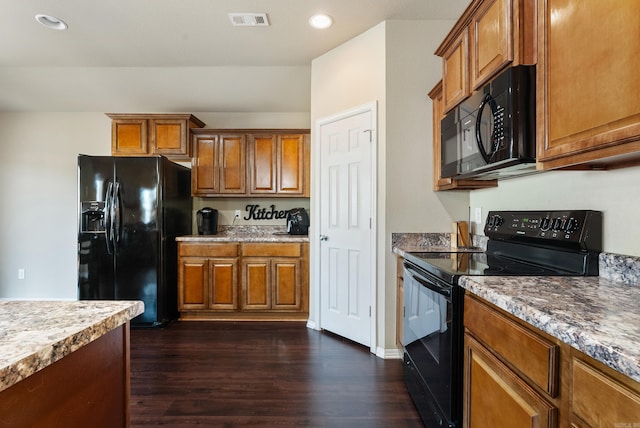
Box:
[484,210,602,251]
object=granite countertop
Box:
[0,300,144,393]
[460,275,640,383]
[177,225,309,243]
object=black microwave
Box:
[441,65,536,180]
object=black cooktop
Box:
[403,251,580,284]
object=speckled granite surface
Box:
[0,300,144,393]
[599,252,640,285]
[177,225,309,243]
[459,275,640,383]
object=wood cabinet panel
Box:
[242,259,271,310]
[219,134,246,194]
[111,119,148,155]
[278,135,305,194]
[151,119,187,156]
[192,134,218,193]
[249,135,277,193]
[442,28,469,113]
[179,243,239,257]
[108,113,204,160]
[470,0,512,89]
[537,0,640,169]
[571,358,640,428]
[242,242,301,257]
[464,334,557,428]
[272,259,301,309]
[209,259,238,310]
[465,295,559,396]
[178,257,208,310]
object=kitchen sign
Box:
[244,204,289,221]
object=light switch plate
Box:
[475,207,482,224]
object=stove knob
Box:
[487,215,495,227]
[564,218,579,232]
[540,217,551,231]
[552,218,563,231]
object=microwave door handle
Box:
[475,93,499,162]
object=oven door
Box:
[403,261,462,427]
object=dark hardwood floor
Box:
[130,321,423,427]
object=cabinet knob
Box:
[319,235,328,241]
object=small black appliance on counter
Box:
[287,208,309,235]
[197,207,218,235]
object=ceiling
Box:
[0,0,469,113]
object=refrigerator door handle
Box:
[113,181,122,252]
[105,182,114,255]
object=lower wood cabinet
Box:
[178,241,308,320]
[464,294,640,428]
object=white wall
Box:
[470,167,640,257]
[310,20,467,352]
[0,111,309,299]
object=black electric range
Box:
[401,210,602,427]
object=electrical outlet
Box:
[234,210,241,218]
[18,269,25,280]
[475,207,482,224]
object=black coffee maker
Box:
[197,207,218,235]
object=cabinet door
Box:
[192,134,219,195]
[209,258,238,310]
[470,0,512,89]
[272,258,301,310]
[537,0,640,169]
[219,134,246,194]
[111,119,148,155]
[178,257,208,310]
[442,28,469,113]
[241,258,271,310]
[150,118,189,159]
[571,358,640,428]
[464,334,557,428]
[248,135,277,194]
[278,135,306,195]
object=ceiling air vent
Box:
[228,13,270,27]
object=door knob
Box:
[319,234,328,241]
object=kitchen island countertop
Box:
[0,300,143,393]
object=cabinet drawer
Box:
[242,243,301,257]
[572,358,640,427]
[179,243,239,257]
[464,295,559,396]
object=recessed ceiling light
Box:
[309,14,333,30]
[35,14,68,30]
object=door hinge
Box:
[363,129,372,142]
[369,306,372,317]
[369,218,372,229]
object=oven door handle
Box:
[405,269,451,298]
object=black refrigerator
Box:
[78,155,192,326]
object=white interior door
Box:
[317,105,375,348]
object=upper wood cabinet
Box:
[428,81,497,191]
[536,0,640,170]
[192,129,310,197]
[248,134,309,196]
[106,113,205,160]
[191,132,246,196]
[436,0,536,113]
